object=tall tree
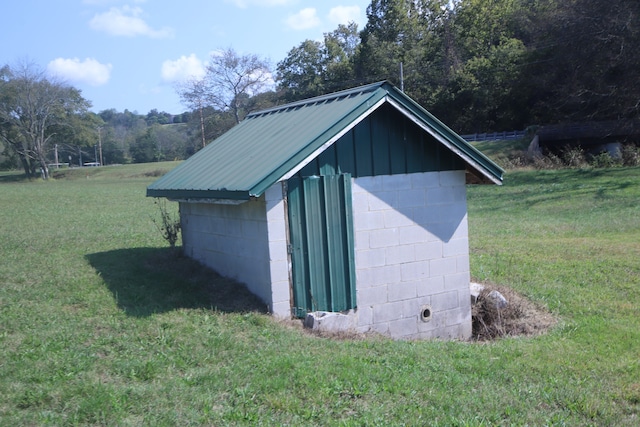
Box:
[0,62,91,178]
[276,23,360,101]
[204,48,272,124]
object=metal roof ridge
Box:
[246,81,388,118]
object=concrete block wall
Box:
[179,183,290,316]
[180,198,267,310]
[263,184,292,317]
[352,170,472,340]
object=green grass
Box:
[1,164,639,425]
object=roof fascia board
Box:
[146,188,250,200]
[385,96,504,184]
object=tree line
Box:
[2,0,638,177]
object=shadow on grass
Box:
[0,172,31,183]
[86,247,268,317]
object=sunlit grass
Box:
[0,163,638,425]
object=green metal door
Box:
[287,174,356,317]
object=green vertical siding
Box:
[297,104,465,179]
[288,174,356,317]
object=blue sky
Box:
[2,0,370,115]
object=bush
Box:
[621,143,640,166]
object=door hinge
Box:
[287,244,293,254]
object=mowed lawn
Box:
[0,163,638,425]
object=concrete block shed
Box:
[147,81,503,340]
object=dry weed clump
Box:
[472,283,556,341]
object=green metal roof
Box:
[147,81,503,200]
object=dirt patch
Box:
[472,283,556,341]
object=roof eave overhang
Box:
[146,188,251,201]
[385,94,504,185]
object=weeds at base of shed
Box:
[472,283,556,341]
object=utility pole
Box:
[400,62,405,92]
[97,127,103,166]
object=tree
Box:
[0,62,91,178]
[276,23,360,101]
[204,48,272,124]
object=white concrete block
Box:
[357,305,373,327]
[444,271,471,291]
[368,192,396,211]
[398,225,431,245]
[357,286,387,306]
[389,317,418,338]
[411,172,439,189]
[383,210,414,228]
[414,241,443,261]
[429,257,458,277]
[416,277,439,297]
[382,174,412,191]
[438,170,465,186]
[385,244,415,266]
[443,237,468,257]
[398,188,426,208]
[369,228,399,249]
[369,264,402,287]
[355,175,384,193]
[400,261,430,282]
[356,248,386,269]
[354,230,369,251]
[388,281,417,302]
[354,211,385,231]
[373,300,404,323]
[432,291,460,311]
[270,280,291,305]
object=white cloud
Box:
[285,8,321,30]
[47,57,112,86]
[89,6,174,38]
[161,54,206,83]
[226,0,294,8]
[328,6,362,25]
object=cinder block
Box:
[270,280,291,305]
[369,228,399,249]
[429,257,458,277]
[389,317,418,338]
[438,170,465,186]
[355,175,384,193]
[411,171,439,189]
[400,261,430,282]
[384,210,414,228]
[398,188,426,208]
[382,174,412,191]
[456,255,470,273]
[442,237,468,257]
[271,301,291,318]
[351,191,369,214]
[388,281,417,302]
[399,225,431,244]
[356,248,386,268]
[414,241,443,261]
[357,305,373,327]
[416,276,445,297]
[432,290,460,311]
[385,244,415,265]
[354,211,385,232]
[373,300,404,323]
[368,192,396,211]
[444,272,471,291]
[357,286,388,306]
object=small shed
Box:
[147,81,503,340]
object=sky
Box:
[2,0,371,115]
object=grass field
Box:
[1,163,639,425]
